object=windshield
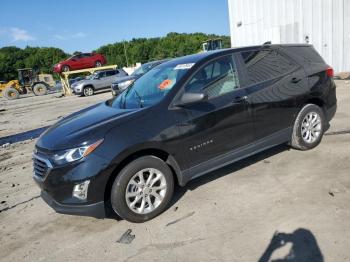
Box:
[87,73,98,80]
[110,62,193,109]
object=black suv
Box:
[33,44,337,223]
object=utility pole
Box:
[123,41,129,67]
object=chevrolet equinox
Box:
[33,45,337,223]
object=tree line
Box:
[0,32,230,81]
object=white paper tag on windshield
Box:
[174,63,195,70]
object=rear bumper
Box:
[41,190,105,218]
[325,104,337,122]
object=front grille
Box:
[33,154,52,179]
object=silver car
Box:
[72,69,127,96]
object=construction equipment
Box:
[0,68,55,100]
[202,38,223,52]
[0,80,22,99]
[59,65,118,96]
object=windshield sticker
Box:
[174,63,195,70]
[158,79,173,90]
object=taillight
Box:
[326,66,334,78]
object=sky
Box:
[0,0,230,54]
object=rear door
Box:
[238,47,307,140]
[175,54,254,169]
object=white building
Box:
[228,0,350,73]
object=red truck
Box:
[53,52,107,73]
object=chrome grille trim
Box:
[33,153,53,180]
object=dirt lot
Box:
[0,81,350,262]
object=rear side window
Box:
[241,49,297,84]
[185,55,240,99]
[285,46,325,64]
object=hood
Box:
[36,101,143,151]
[112,75,137,85]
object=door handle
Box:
[291,77,301,83]
[233,95,248,103]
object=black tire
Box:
[95,61,102,67]
[4,87,19,100]
[33,83,48,96]
[291,104,325,150]
[83,86,94,96]
[110,156,174,223]
[62,65,70,72]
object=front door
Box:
[175,54,254,170]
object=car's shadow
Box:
[170,143,290,207]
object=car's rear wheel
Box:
[95,61,102,67]
[291,104,325,150]
[62,65,70,72]
[83,86,94,96]
[110,156,174,223]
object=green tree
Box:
[0,32,230,81]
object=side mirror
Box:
[94,75,100,79]
[174,92,208,107]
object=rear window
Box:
[284,46,325,64]
[240,49,297,84]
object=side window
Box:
[98,72,106,78]
[241,49,297,84]
[185,55,240,99]
[106,70,116,77]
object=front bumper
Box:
[72,87,83,95]
[41,190,105,218]
[33,151,114,218]
[53,65,62,73]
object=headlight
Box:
[118,80,134,89]
[52,139,104,165]
[73,83,83,89]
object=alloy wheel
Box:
[125,168,167,214]
[84,87,94,96]
[301,112,322,143]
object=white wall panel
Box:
[228,0,349,72]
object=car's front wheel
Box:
[291,104,325,150]
[83,86,94,96]
[110,156,174,223]
[95,61,102,67]
[62,65,70,72]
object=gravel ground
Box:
[0,81,349,261]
